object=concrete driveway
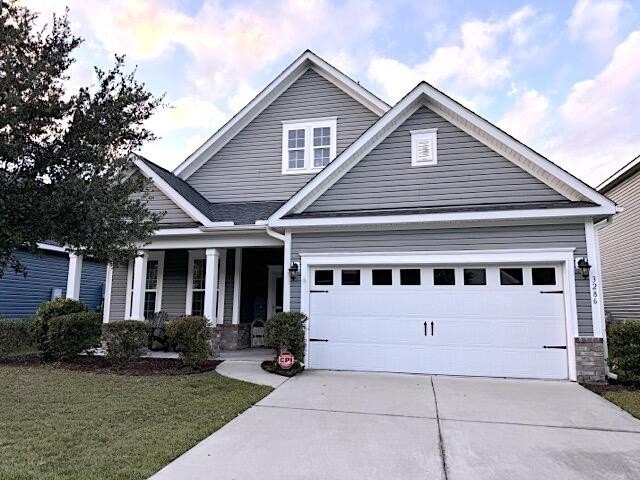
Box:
[151,371,640,480]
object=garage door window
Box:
[434,268,455,285]
[400,269,421,285]
[500,268,523,285]
[372,269,393,285]
[314,270,333,285]
[341,269,360,285]
[532,267,556,285]
[464,268,486,285]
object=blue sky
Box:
[25,0,640,186]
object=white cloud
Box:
[367,6,538,103]
[568,0,629,52]
[497,88,551,145]
[146,96,227,139]
[227,83,260,114]
[498,31,640,186]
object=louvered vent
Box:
[411,129,438,166]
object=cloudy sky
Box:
[24,0,640,186]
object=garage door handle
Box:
[431,321,434,336]
[310,290,329,293]
[540,290,563,294]
[309,338,328,342]
[543,345,567,349]
[424,321,427,336]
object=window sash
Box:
[283,119,336,173]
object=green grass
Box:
[605,389,640,419]
[0,366,272,480]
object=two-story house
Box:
[99,51,617,383]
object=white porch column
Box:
[66,253,83,300]
[232,248,242,324]
[283,231,291,311]
[130,252,148,321]
[203,248,220,323]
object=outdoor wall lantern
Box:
[576,258,592,279]
[289,262,300,281]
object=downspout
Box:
[594,217,617,380]
[265,226,285,242]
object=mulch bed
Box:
[584,380,640,396]
[1,353,221,376]
[261,360,304,377]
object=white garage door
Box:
[307,264,569,379]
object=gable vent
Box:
[411,128,438,166]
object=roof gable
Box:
[598,154,640,193]
[270,82,616,222]
[304,105,567,214]
[173,50,389,179]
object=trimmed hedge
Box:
[608,320,640,381]
[0,318,33,359]
[32,298,88,358]
[264,312,307,363]
[103,321,150,368]
[165,316,211,369]
[45,312,102,361]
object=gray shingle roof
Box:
[136,156,283,225]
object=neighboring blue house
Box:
[0,243,106,319]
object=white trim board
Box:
[298,248,579,381]
[270,206,615,228]
[598,154,640,193]
[173,50,389,179]
[269,83,616,221]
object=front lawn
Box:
[0,365,272,480]
[603,389,640,419]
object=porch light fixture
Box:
[289,262,299,281]
[576,258,592,279]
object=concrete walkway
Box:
[150,371,640,480]
[216,360,288,388]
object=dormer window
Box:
[282,117,337,174]
[411,128,438,166]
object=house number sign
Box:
[591,274,598,305]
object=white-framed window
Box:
[282,117,337,174]
[185,250,226,321]
[125,251,164,320]
[411,128,438,166]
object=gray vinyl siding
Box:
[600,173,640,320]
[187,69,380,202]
[223,249,235,324]
[305,106,567,213]
[109,264,128,321]
[133,173,198,226]
[290,223,594,336]
[161,250,188,318]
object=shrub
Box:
[0,318,34,359]
[264,312,307,362]
[32,298,88,358]
[165,316,211,368]
[45,312,102,360]
[103,321,150,368]
[607,320,640,381]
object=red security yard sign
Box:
[278,351,294,370]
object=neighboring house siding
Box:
[290,223,594,335]
[161,250,188,318]
[187,69,380,202]
[600,173,640,320]
[305,106,567,213]
[109,264,129,321]
[0,250,68,319]
[78,259,107,311]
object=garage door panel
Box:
[308,263,569,380]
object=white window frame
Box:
[282,117,337,175]
[125,251,164,320]
[185,249,226,322]
[411,128,438,166]
[186,250,206,316]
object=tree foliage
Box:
[0,1,163,277]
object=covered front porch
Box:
[105,231,287,350]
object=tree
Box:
[0,1,164,277]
